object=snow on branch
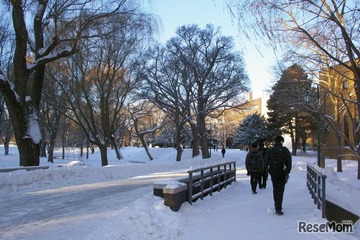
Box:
[27,47,76,72]
[0,69,20,102]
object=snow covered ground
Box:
[0,146,359,240]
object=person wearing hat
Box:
[265,135,292,215]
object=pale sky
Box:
[144,0,277,100]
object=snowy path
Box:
[0,181,148,239]
[0,170,191,240]
[173,160,357,240]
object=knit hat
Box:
[274,135,284,143]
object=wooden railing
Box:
[153,161,237,211]
[187,161,236,205]
[306,163,327,218]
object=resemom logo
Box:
[298,220,355,234]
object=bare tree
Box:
[140,25,249,160]
[57,12,154,166]
[40,67,69,162]
[128,101,165,160]
[0,0,138,166]
[138,42,192,161]
[164,25,249,159]
[0,97,13,155]
[0,14,14,156]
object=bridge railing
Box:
[306,163,327,218]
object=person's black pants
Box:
[250,172,260,192]
[259,170,268,188]
[270,174,287,211]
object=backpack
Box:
[268,146,287,176]
[249,154,260,171]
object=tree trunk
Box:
[8,104,41,166]
[17,138,40,166]
[98,144,109,166]
[289,119,296,156]
[175,124,183,162]
[47,137,56,163]
[86,142,90,159]
[301,137,306,152]
[132,120,152,160]
[143,143,153,161]
[199,114,210,159]
[40,140,47,158]
[80,144,84,157]
[62,145,65,159]
[336,133,342,172]
[4,141,9,155]
[48,145,55,163]
[138,134,152,160]
[113,145,123,160]
[190,124,200,158]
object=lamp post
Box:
[304,85,321,167]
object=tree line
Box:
[0,1,249,166]
[1,0,360,181]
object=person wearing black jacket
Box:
[265,136,292,215]
[258,142,268,189]
[245,142,264,194]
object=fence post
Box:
[200,170,204,200]
[188,171,193,205]
[224,164,227,188]
[321,174,327,218]
[232,162,236,182]
[210,167,214,196]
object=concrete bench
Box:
[153,180,188,212]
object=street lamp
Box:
[304,85,322,167]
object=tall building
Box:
[319,62,358,160]
[245,92,262,116]
[212,92,262,147]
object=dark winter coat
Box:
[265,143,292,177]
[245,149,264,173]
[259,145,268,172]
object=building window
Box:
[343,80,349,89]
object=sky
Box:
[144,0,277,101]
[0,146,359,239]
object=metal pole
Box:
[317,85,321,167]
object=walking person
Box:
[245,142,264,194]
[221,147,226,158]
[265,136,292,215]
[258,142,268,189]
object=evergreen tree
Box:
[234,113,274,147]
[267,64,312,154]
